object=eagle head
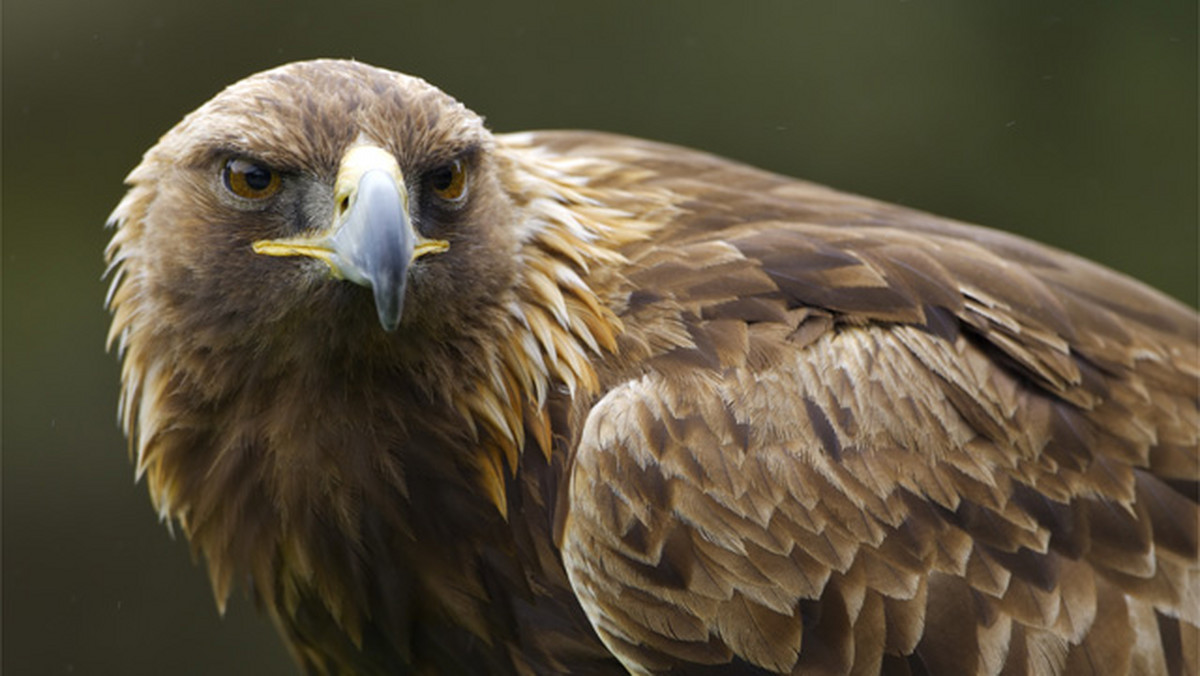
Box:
[104,60,633,626]
[111,61,543,356]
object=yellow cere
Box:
[335,143,408,214]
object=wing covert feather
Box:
[563,325,1196,674]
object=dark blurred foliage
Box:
[3,1,1194,674]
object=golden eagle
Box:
[106,60,1198,675]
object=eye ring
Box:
[428,158,468,204]
[223,158,281,200]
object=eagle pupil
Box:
[430,166,453,192]
[243,165,274,191]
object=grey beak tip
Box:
[375,288,404,332]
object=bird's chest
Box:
[273,425,618,674]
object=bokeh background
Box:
[4,1,1195,674]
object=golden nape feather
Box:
[106,59,1197,675]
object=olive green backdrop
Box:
[4,1,1195,674]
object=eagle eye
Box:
[428,158,468,204]
[223,158,281,200]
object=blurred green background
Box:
[4,1,1195,674]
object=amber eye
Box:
[223,158,281,200]
[428,158,468,204]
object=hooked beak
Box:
[252,144,449,331]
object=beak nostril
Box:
[338,196,351,218]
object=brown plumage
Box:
[106,60,1198,675]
